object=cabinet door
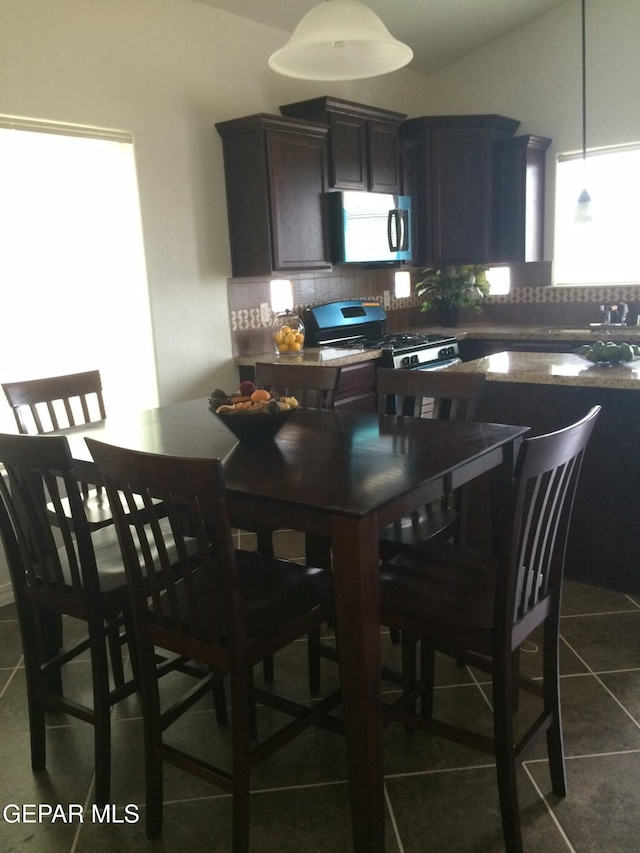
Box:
[328,113,368,190]
[430,128,492,264]
[368,121,402,194]
[267,130,331,272]
[491,135,550,263]
[400,137,421,264]
[333,361,378,411]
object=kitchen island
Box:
[447,351,640,593]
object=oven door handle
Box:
[409,357,461,371]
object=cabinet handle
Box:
[388,209,400,251]
[388,209,409,252]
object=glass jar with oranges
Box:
[272,309,305,356]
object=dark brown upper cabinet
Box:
[280,97,407,194]
[400,115,551,266]
[215,114,331,277]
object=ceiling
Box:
[194,0,568,76]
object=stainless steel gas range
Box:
[303,299,460,371]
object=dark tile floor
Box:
[1,530,640,852]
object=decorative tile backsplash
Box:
[227,262,640,356]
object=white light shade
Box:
[575,187,593,223]
[269,279,294,313]
[268,0,413,81]
[394,270,411,298]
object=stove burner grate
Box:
[338,333,454,353]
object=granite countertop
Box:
[403,324,640,342]
[447,350,640,390]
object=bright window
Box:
[0,120,157,432]
[554,144,640,286]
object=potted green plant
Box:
[415,265,490,327]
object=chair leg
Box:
[142,643,164,840]
[419,639,435,719]
[24,657,47,771]
[307,627,321,694]
[401,632,418,732]
[39,607,64,696]
[90,628,113,807]
[123,609,140,686]
[543,624,567,796]
[107,620,125,688]
[256,527,276,683]
[212,670,228,727]
[230,669,254,853]
[21,605,48,770]
[304,534,332,691]
[492,662,523,853]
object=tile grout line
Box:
[560,633,640,730]
[0,655,23,700]
[521,762,578,853]
[561,606,640,619]
[383,782,406,853]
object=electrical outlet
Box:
[383,290,391,309]
[259,303,271,325]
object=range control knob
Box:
[438,346,456,358]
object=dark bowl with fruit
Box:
[208,381,297,442]
[575,341,640,366]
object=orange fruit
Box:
[250,388,271,403]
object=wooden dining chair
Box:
[2,371,114,530]
[252,362,342,685]
[252,361,341,562]
[254,361,342,411]
[0,431,214,806]
[0,431,137,806]
[379,406,601,853]
[2,370,107,435]
[376,368,487,559]
[85,437,343,852]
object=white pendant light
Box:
[268,0,413,81]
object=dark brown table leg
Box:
[330,513,385,853]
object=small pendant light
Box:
[576,0,592,221]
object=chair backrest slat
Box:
[3,371,106,435]
[254,363,341,410]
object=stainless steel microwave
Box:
[329,191,412,264]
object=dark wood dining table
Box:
[60,397,528,852]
